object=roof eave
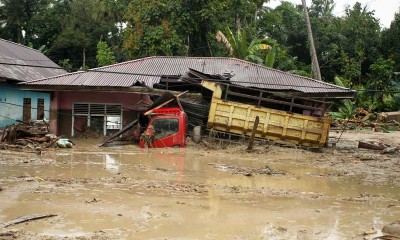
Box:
[18,85,193,96]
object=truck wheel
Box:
[192,126,202,144]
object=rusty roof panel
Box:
[0,38,67,81]
[23,56,353,94]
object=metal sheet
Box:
[0,38,66,81]
[23,56,353,95]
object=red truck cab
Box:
[139,107,187,148]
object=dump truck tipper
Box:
[202,81,331,148]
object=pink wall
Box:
[49,91,152,134]
[58,91,151,109]
[49,91,60,134]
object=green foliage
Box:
[96,41,116,67]
[0,0,399,113]
[46,0,120,70]
[58,59,73,72]
[331,76,356,120]
[258,2,308,64]
[381,11,400,72]
[265,48,276,68]
[0,0,49,44]
[123,0,184,58]
[331,100,355,120]
[215,27,272,64]
[334,76,351,88]
[363,58,397,111]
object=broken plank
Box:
[0,231,15,237]
[358,141,389,151]
[0,214,57,228]
[144,91,188,116]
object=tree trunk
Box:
[83,48,86,68]
[301,0,322,81]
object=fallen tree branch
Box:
[0,231,15,237]
[0,214,57,228]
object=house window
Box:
[72,103,122,136]
[37,98,44,120]
[23,98,31,122]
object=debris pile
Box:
[0,120,59,151]
[358,140,399,154]
[232,165,286,177]
[332,109,400,132]
[209,163,285,176]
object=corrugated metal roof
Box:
[0,38,66,82]
[23,56,353,94]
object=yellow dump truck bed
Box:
[207,98,331,147]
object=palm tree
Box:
[216,27,273,66]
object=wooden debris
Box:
[0,214,57,228]
[358,140,389,151]
[332,109,400,132]
[0,231,16,237]
[0,120,58,152]
[85,198,100,204]
[201,139,214,149]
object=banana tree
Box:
[216,27,273,66]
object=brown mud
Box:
[0,130,399,239]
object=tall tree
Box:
[309,0,338,81]
[0,0,50,45]
[301,0,322,80]
[338,3,381,85]
[48,0,119,70]
[123,0,184,58]
[96,40,116,67]
[381,9,400,72]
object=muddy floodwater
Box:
[1,131,400,239]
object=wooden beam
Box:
[144,91,188,115]
[247,116,260,151]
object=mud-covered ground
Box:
[0,130,399,239]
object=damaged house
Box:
[21,56,354,146]
[0,38,66,129]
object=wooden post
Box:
[247,116,259,151]
[289,97,294,112]
[224,84,229,100]
[257,91,262,106]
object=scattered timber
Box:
[0,214,57,228]
[0,231,15,237]
[332,109,400,132]
[358,140,389,151]
[0,120,58,152]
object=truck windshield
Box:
[152,118,179,140]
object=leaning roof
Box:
[0,38,66,82]
[22,56,353,95]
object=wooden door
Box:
[37,98,44,120]
[23,98,31,122]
